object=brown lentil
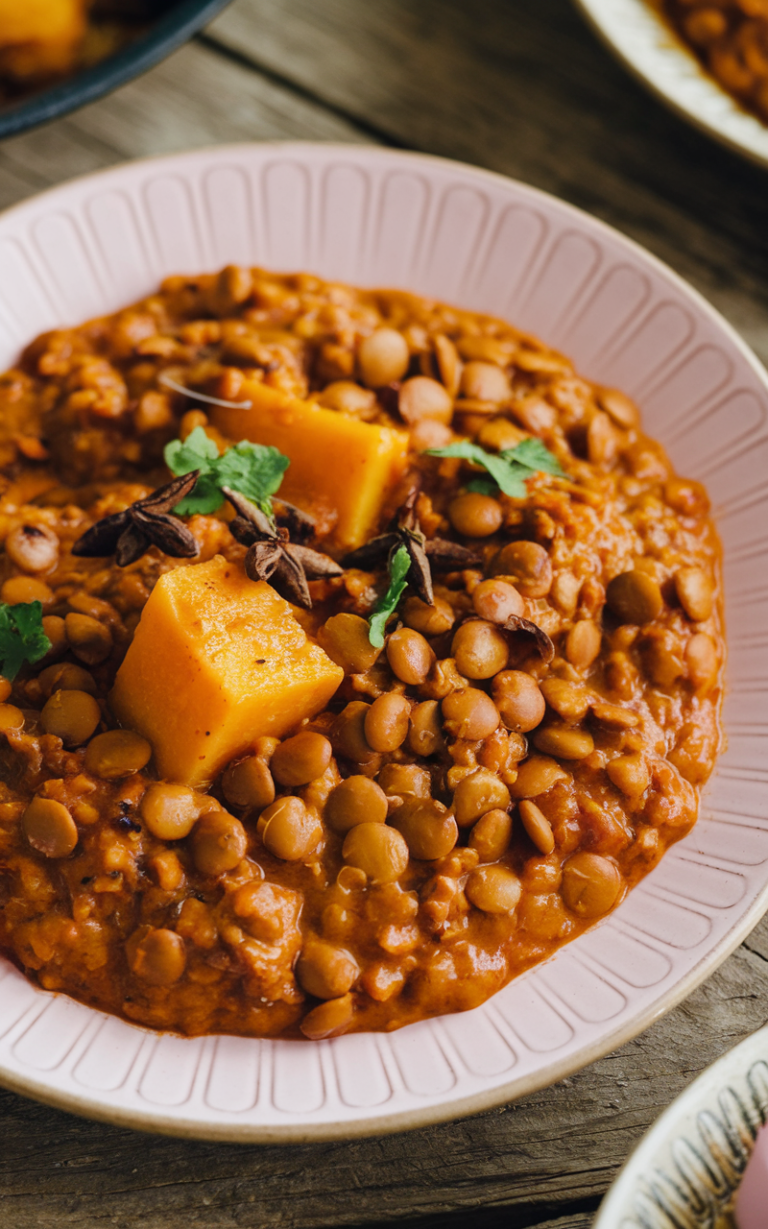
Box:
[40,688,101,747]
[141,783,200,840]
[452,769,510,828]
[325,776,388,834]
[471,578,525,624]
[271,731,333,787]
[319,613,381,674]
[518,799,555,855]
[451,619,509,679]
[357,328,410,388]
[442,688,500,740]
[377,762,431,800]
[561,853,622,918]
[221,756,276,810]
[5,523,59,573]
[448,492,503,537]
[466,865,522,914]
[492,670,546,732]
[129,929,186,987]
[401,594,455,636]
[675,566,714,622]
[408,700,444,756]
[297,941,359,999]
[191,809,248,876]
[390,797,458,860]
[386,627,434,685]
[490,541,553,598]
[64,612,112,665]
[37,662,96,696]
[0,703,25,733]
[342,823,409,884]
[606,570,663,625]
[532,724,595,760]
[84,729,152,779]
[259,797,322,862]
[300,993,355,1039]
[364,692,411,752]
[510,756,569,799]
[469,809,513,861]
[399,376,453,425]
[22,796,78,859]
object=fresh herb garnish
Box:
[426,437,564,498]
[368,544,412,648]
[164,427,290,518]
[0,601,51,680]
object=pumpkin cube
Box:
[0,0,85,80]
[110,556,343,788]
[211,381,408,549]
[0,0,83,44]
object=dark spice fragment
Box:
[72,472,200,566]
[502,612,555,664]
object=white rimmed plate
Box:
[574,0,768,168]
[1,143,768,1142]
[595,1023,768,1226]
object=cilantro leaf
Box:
[164,427,223,514]
[164,427,289,517]
[0,601,51,681]
[215,442,289,518]
[465,476,501,497]
[426,437,564,499]
[368,545,411,648]
[502,436,565,477]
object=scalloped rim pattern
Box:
[574,0,768,167]
[1,144,768,1142]
[595,1024,768,1225]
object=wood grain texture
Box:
[1,0,768,1225]
[0,36,364,215]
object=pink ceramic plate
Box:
[0,144,766,1141]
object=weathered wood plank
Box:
[208,0,768,366]
[0,35,366,214]
[1,916,767,1227]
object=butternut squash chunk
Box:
[110,556,343,788]
[0,0,83,45]
[211,381,408,549]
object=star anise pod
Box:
[342,491,483,606]
[72,472,201,567]
[272,498,316,544]
[222,487,342,609]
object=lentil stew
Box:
[0,267,724,1040]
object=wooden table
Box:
[1,2,767,1225]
